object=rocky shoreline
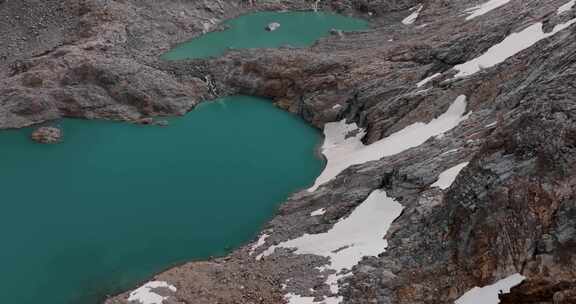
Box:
[2,0,576,303]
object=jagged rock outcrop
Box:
[2,0,575,304]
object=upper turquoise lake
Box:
[0,11,369,304]
[162,11,369,60]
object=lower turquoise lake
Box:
[162,11,369,60]
[0,96,324,304]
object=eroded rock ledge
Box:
[2,0,575,303]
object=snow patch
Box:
[128,281,177,304]
[260,190,404,303]
[558,0,576,14]
[441,148,460,155]
[465,0,510,20]
[431,162,469,190]
[402,5,423,25]
[249,233,270,256]
[285,293,341,304]
[417,73,441,87]
[455,273,526,304]
[413,88,430,95]
[285,293,315,304]
[454,18,576,78]
[311,208,327,216]
[310,95,470,191]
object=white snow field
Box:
[249,233,270,255]
[431,162,470,190]
[417,72,441,87]
[260,190,404,304]
[454,16,576,78]
[310,95,470,191]
[455,273,526,304]
[558,0,576,14]
[285,292,341,304]
[403,4,423,25]
[465,0,511,20]
[311,208,327,216]
[128,281,177,304]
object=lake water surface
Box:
[0,96,323,304]
[162,11,369,60]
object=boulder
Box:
[31,127,62,144]
[330,28,344,38]
[265,22,280,31]
[136,117,155,125]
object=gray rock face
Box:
[2,0,576,304]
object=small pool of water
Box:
[162,11,369,60]
[0,96,324,304]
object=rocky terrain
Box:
[2,0,576,303]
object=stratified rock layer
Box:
[1,0,575,303]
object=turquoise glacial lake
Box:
[0,96,324,304]
[162,11,369,60]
